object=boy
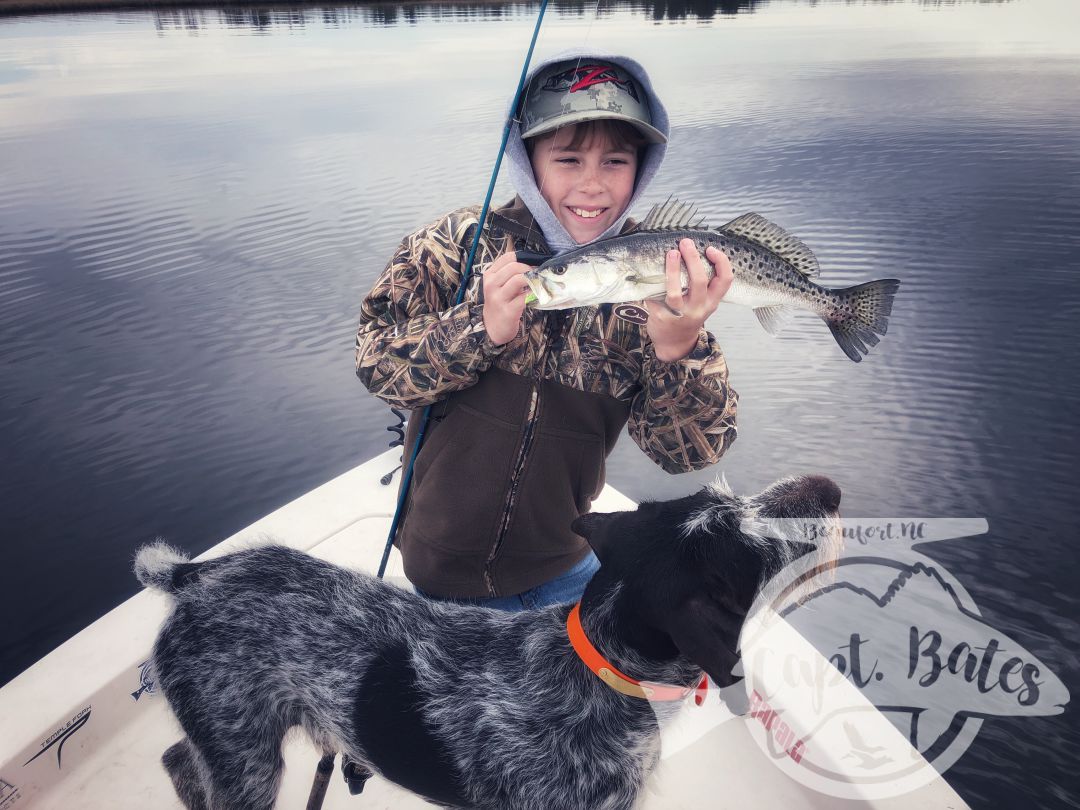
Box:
[355,51,736,609]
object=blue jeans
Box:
[416,552,600,612]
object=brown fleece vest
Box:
[398,365,629,598]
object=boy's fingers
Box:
[482,253,512,281]
[486,258,530,290]
[486,259,515,284]
[512,275,532,296]
[681,239,708,300]
[706,245,733,278]
[500,265,532,288]
[709,271,732,305]
[665,249,684,311]
[705,246,734,304]
[644,299,682,320]
[493,250,518,269]
[488,251,524,275]
[495,274,531,305]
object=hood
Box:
[504,49,669,255]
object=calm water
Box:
[2,0,1079,805]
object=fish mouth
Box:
[524,274,565,307]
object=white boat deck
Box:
[0,450,969,809]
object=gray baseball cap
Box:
[518,59,667,145]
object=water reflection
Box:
[141,0,1012,32]
[150,2,536,32]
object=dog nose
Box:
[805,475,842,513]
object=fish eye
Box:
[553,266,566,275]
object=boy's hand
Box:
[482,251,533,346]
[645,240,733,361]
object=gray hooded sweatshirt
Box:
[504,49,670,255]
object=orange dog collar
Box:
[567,603,708,705]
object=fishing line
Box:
[530,0,607,251]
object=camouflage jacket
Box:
[355,198,738,474]
[354,199,738,597]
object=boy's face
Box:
[528,124,638,244]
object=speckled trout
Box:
[524,199,900,362]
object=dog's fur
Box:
[136,474,841,810]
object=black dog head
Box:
[572,474,841,687]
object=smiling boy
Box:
[531,123,638,244]
[355,52,737,609]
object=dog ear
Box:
[664,595,744,687]
[571,511,619,560]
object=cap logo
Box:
[541,64,640,102]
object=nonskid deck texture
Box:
[0,450,968,809]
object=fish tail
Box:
[825,279,901,362]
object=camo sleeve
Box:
[354,213,504,409]
[628,330,739,474]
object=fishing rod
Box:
[306,4,552,807]
[375,0,552,582]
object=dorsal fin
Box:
[640,196,709,231]
[720,213,820,277]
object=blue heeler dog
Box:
[135,474,841,810]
